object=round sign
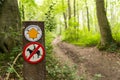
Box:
[22,42,45,64]
[24,25,42,42]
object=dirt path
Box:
[52,37,120,80]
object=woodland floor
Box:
[52,37,120,80]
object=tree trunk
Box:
[77,0,79,27]
[0,0,21,31]
[73,0,76,28]
[68,0,71,20]
[82,10,85,28]
[63,13,67,29]
[85,0,90,31]
[0,0,21,53]
[62,0,67,29]
[105,0,107,14]
[96,0,115,50]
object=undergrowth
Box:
[62,24,120,48]
[0,28,23,79]
[112,23,120,42]
[0,30,82,80]
[62,27,100,47]
[0,45,23,79]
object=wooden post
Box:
[22,21,46,80]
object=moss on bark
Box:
[97,41,118,52]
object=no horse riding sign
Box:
[22,42,45,64]
[22,23,45,64]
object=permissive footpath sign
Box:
[24,25,42,42]
[22,21,45,80]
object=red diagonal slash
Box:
[27,45,41,60]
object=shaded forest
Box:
[0,0,120,80]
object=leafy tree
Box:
[45,2,56,32]
[18,0,38,20]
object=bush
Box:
[112,23,120,42]
[62,27,100,47]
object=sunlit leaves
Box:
[18,0,38,20]
[45,2,56,31]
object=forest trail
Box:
[52,37,120,80]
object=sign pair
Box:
[23,25,45,64]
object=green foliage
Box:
[62,27,100,47]
[97,41,118,52]
[106,43,117,52]
[0,45,22,77]
[47,63,79,80]
[45,2,57,32]
[46,32,80,80]
[112,23,120,42]
[69,17,79,28]
[54,0,67,14]
[0,28,22,78]
[7,66,15,73]
[18,0,38,20]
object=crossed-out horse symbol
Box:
[27,45,41,59]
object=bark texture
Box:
[85,0,90,31]
[0,0,21,53]
[0,0,20,31]
[62,0,67,29]
[96,0,115,49]
[68,0,71,20]
[73,0,76,28]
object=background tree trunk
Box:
[105,0,107,14]
[0,0,21,53]
[68,0,71,20]
[62,0,67,29]
[77,0,79,27]
[73,0,76,28]
[85,0,90,31]
[96,0,115,49]
[63,13,67,29]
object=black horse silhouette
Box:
[27,45,41,58]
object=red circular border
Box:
[22,42,45,64]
